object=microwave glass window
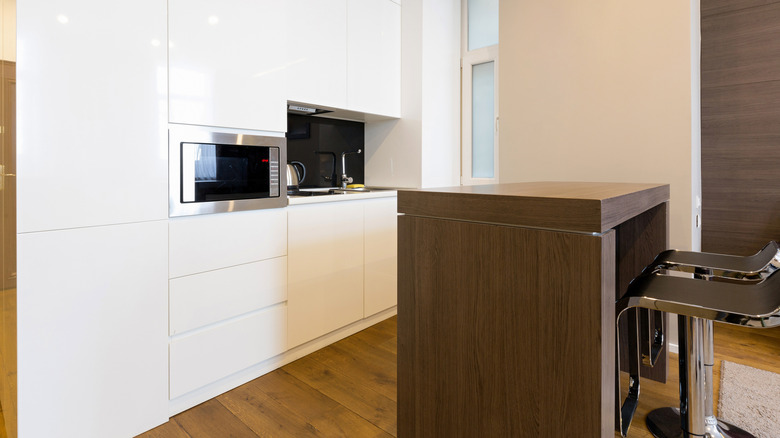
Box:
[181,142,275,203]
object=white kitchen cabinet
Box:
[17,0,168,233]
[347,0,401,117]
[288,201,365,348]
[17,221,168,437]
[169,209,287,278]
[170,304,287,398]
[363,197,398,316]
[168,0,287,132]
[168,208,288,401]
[170,257,287,335]
[286,0,348,109]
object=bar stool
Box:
[616,241,780,437]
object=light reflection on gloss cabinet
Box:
[168,0,287,132]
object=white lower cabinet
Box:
[364,197,398,316]
[170,257,287,335]
[288,196,398,348]
[288,201,365,348]
[169,209,287,278]
[169,304,287,399]
[168,209,288,400]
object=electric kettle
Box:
[286,161,306,191]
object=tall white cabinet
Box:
[16,0,170,436]
[168,0,287,132]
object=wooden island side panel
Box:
[398,215,616,437]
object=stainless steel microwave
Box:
[169,125,287,217]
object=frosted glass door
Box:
[471,61,495,179]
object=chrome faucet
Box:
[341,149,362,188]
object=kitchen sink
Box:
[289,187,390,198]
[328,188,373,194]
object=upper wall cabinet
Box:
[347,0,401,117]
[169,0,287,132]
[286,0,348,110]
[287,0,400,118]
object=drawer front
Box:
[170,304,287,399]
[170,257,287,335]
[169,209,287,278]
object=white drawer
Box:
[170,304,287,399]
[169,209,287,278]
[170,257,287,335]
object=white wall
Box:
[365,0,460,189]
[498,0,700,251]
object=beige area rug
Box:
[719,360,780,438]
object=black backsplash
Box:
[286,114,365,188]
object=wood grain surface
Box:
[616,203,669,383]
[397,182,669,233]
[398,215,615,437]
[701,0,780,255]
[701,0,780,18]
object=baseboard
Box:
[168,306,397,416]
[669,342,679,355]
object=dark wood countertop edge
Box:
[599,184,670,232]
[398,183,670,234]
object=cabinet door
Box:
[347,0,401,117]
[17,221,168,437]
[286,0,347,109]
[288,202,364,348]
[170,257,288,335]
[17,0,168,232]
[170,304,287,399]
[364,197,397,316]
[169,209,287,278]
[169,0,287,132]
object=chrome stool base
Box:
[646,407,755,438]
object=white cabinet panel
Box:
[17,0,168,232]
[169,0,287,132]
[169,209,287,278]
[17,221,168,437]
[364,197,397,316]
[288,202,364,348]
[347,0,401,117]
[286,0,347,109]
[170,257,287,335]
[170,304,287,399]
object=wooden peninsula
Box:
[397,182,670,437]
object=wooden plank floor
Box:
[1,316,778,437]
[137,316,398,438]
[619,322,780,438]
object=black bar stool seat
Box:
[616,241,780,438]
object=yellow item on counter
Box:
[346,184,365,189]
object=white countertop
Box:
[287,188,398,206]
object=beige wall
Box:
[1,0,15,62]
[498,1,698,250]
